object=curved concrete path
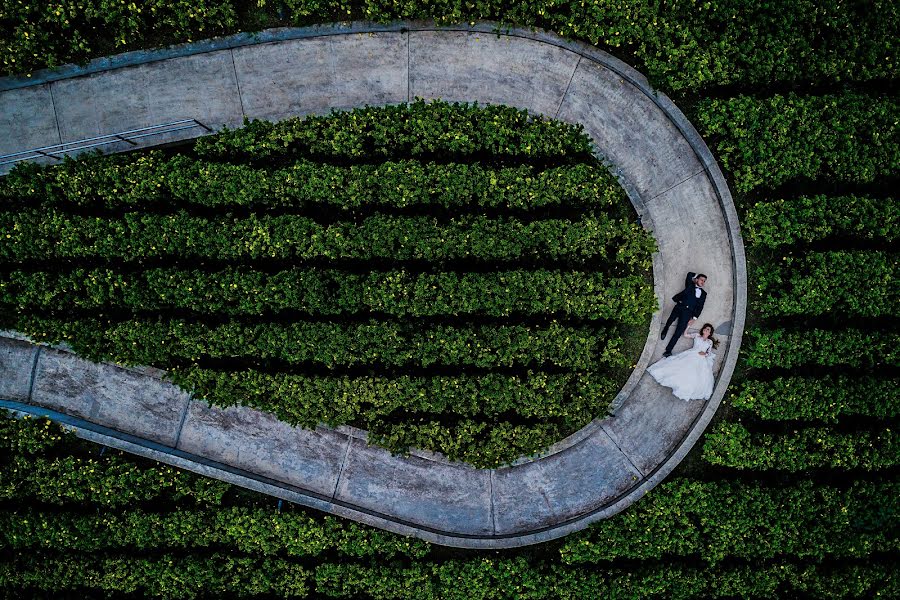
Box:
[0,23,746,548]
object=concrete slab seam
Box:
[406,30,411,103]
[598,421,646,478]
[173,394,193,449]
[0,24,745,548]
[26,345,42,403]
[489,469,497,535]
[554,54,581,120]
[229,48,247,121]
[47,84,63,146]
[332,435,354,500]
[646,168,706,203]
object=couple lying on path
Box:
[649,272,719,401]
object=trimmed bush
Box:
[696,92,900,193]
[703,422,900,471]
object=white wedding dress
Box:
[647,333,716,400]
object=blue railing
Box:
[0,118,212,167]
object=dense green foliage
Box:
[752,250,898,318]
[193,100,594,162]
[2,155,620,212]
[1,415,897,599]
[560,479,899,563]
[0,102,654,467]
[0,210,653,267]
[743,196,899,249]
[703,422,900,471]
[2,4,899,598]
[742,328,899,370]
[3,0,897,96]
[1,267,656,322]
[728,376,898,422]
[696,92,900,193]
[16,316,625,372]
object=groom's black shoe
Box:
[660,329,668,340]
[662,352,672,358]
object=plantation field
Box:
[1,3,899,599]
[0,101,657,468]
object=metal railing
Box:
[0,119,212,166]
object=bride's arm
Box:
[684,331,698,338]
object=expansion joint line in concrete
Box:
[599,422,646,478]
[26,346,42,403]
[405,31,411,103]
[47,85,63,146]
[554,55,581,120]
[647,168,706,203]
[229,49,247,120]
[0,23,745,549]
[173,394,193,449]
[332,436,354,500]
[489,470,497,535]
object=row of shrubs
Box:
[751,250,898,318]
[193,100,594,162]
[695,92,900,193]
[172,368,617,466]
[742,195,898,249]
[0,210,655,268]
[3,155,622,212]
[727,376,898,422]
[0,267,656,323]
[559,478,898,564]
[7,471,892,568]
[2,552,896,600]
[4,0,896,95]
[742,328,899,371]
[703,422,900,471]
[13,316,628,372]
[0,416,228,508]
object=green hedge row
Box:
[0,416,228,508]
[0,209,654,268]
[174,368,610,425]
[1,0,238,76]
[12,316,626,371]
[359,0,899,94]
[560,478,898,564]
[194,100,594,162]
[172,368,617,466]
[1,267,656,323]
[3,154,623,213]
[0,505,429,559]
[314,559,898,600]
[0,552,309,600]
[2,552,896,600]
[702,422,900,471]
[752,251,898,318]
[744,195,899,249]
[695,92,900,193]
[5,0,897,95]
[728,376,899,422]
[743,328,900,371]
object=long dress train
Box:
[647,333,716,400]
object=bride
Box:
[647,323,718,400]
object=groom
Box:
[660,272,707,357]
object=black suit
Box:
[662,272,707,354]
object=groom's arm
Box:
[685,272,697,288]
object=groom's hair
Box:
[696,273,708,280]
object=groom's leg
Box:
[665,311,691,354]
[661,306,679,338]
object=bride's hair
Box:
[701,323,720,349]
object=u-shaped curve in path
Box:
[0,22,746,548]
